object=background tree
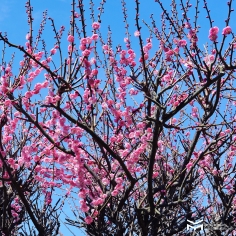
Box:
[1,0,236,235]
[0,88,61,235]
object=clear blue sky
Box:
[0,0,235,235]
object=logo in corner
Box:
[187,219,204,231]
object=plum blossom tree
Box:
[1,0,236,235]
[0,78,61,236]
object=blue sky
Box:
[1,0,236,235]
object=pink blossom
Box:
[78,190,87,198]
[134,30,140,37]
[173,47,179,54]
[165,49,174,56]
[46,57,52,63]
[178,39,187,47]
[219,132,226,138]
[91,34,98,41]
[74,12,80,18]
[80,38,87,45]
[26,33,31,40]
[25,91,33,98]
[4,100,11,106]
[120,50,126,57]
[102,178,109,185]
[89,57,96,65]
[79,44,86,51]
[115,177,123,184]
[186,162,193,171]
[212,169,218,175]
[225,129,231,134]
[129,60,136,67]
[111,189,119,196]
[222,26,232,35]
[67,58,71,64]
[211,49,216,54]
[34,68,41,76]
[124,37,129,43]
[67,35,74,43]
[171,118,177,124]
[5,66,11,73]
[145,43,152,50]
[184,22,191,29]
[81,204,89,212]
[91,69,98,76]
[86,37,92,44]
[102,44,109,50]
[68,44,74,52]
[208,26,219,41]
[208,34,218,41]
[209,26,219,35]
[129,88,138,95]
[92,22,100,30]
[204,54,215,65]
[144,53,149,60]
[50,48,57,55]
[85,216,93,224]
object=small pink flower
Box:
[91,69,98,76]
[212,169,218,175]
[92,22,100,30]
[46,57,52,63]
[91,34,98,41]
[25,91,33,98]
[67,35,74,43]
[165,50,174,56]
[50,48,57,55]
[86,37,92,44]
[225,129,231,134]
[81,205,89,212]
[5,66,11,73]
[74,12,80,18]
[26,33,31,40]
[80,38,87,45]
[204,54,215,65]
[173,47,179,54]
[124,37,129,43]
[67,58,71,65]
[102,44,109,50]
[90,57,96,64]
[134,30,140,37]
[111,190,119,196]
[222,26,232,35]
[178,39,187,47]
[79,44,86,51]
[82,49,91,57]
[85,216,93,224]
[68,44,74,52]
[211,49,216,54]
[184,22,191,29]
[171,118,177,124]
[209,26,219,35]
[186,162,193,171]
[208,26,219,41]
[208,34,218,41]
[129,88,138,95]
